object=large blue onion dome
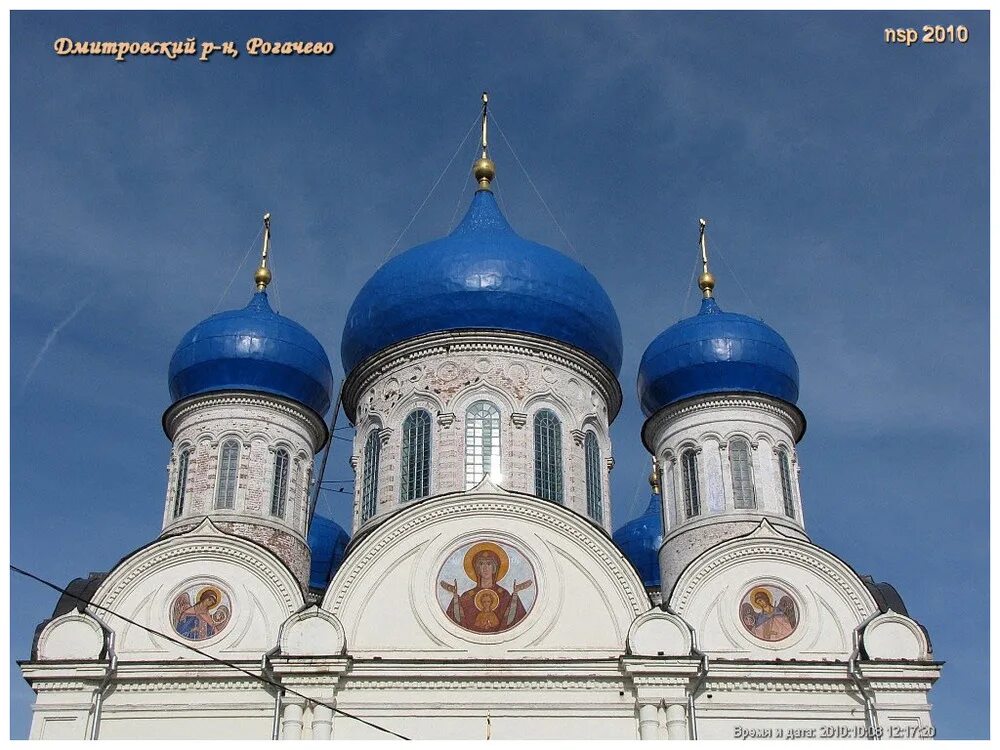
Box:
[307,515,351,591]
[168,291,334,417]
[341,189,623,376]
[613,492,663,588]
[637,296,799,418]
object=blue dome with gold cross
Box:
[341,187,623,376]
[637,223,798,418]
[167,217,334,417]
[168,291,334,417]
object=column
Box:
[281,702,304,740]
[312,704,333,740]
[638,702,660,740]
[665,703,687,740]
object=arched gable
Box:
[322,478,647,659]
[89,518,303,661]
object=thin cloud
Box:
[20,291,96,396]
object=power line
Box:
[11,564,410,741]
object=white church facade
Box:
[20,102,940,741]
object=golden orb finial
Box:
[255,212,272,291]
[648,456,661,495]
[698,217,715,299]
[473,91,496,190]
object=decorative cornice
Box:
[437,412,456,428]
[642,393,806,454]
[342,330,623,424]
[510,412,527,429]
[163,391,328,449]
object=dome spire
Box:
[254,212,272,291]
[472,91,496,190]
[698,218,716,298]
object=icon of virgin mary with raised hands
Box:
[439,541,533,633]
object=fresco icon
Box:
[740,585,798,642]
[437,540,536,633]
[171,584,232,641]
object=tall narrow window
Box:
[584,431,603,523]
[465,401,501,489]
[270,448,290,518]
[173,448,191,518]
[215,439,240,510]
[533,409,564,503]
[729,438,757,510]
[778,448,796,518]
[681,448,700,518]
[401,409,432,502]
[361,432,381,522]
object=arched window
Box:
[215,439,240,510]
[361,431,381,522]
[401,409,432,502]
[729,438,756,510]
[681,448,700,518]
[270,448,290,518]
[533,409,564,503]
[777,448,796,518]
[584,431,603,523]
[465,401,501,489]
[173,448,191,518]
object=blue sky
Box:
[9,10,988,739]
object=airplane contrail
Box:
[20,292,97,396]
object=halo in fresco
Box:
[740,584,798,642]
[171,583,232,641]
[437,539,536,634]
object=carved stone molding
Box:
[437,412,456,429]
[342,329,623,424]
[510,412,528,429]
[570,428,586,446]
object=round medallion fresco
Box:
[740,584,798,642]
[171,584,232,641]
[437,540,536,634]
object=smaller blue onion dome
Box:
[341,189,623,376]
[168,291,334,417]
[637,296,799,418]
[307,515,351,591]
[613,493,663,588]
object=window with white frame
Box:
[465,401,501,489]
[215,439,240,510]
[401,409,432,502]
[173,448,191,518]
[584,431,602,522]
[777,448,796,518]
[361,431,381,522]
[270,448,290,518]
[681,448,700,518]
[533,409,564,503]
[729,437,756,510]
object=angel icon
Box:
[740,586,797,642]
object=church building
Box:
[20,98,940,740]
